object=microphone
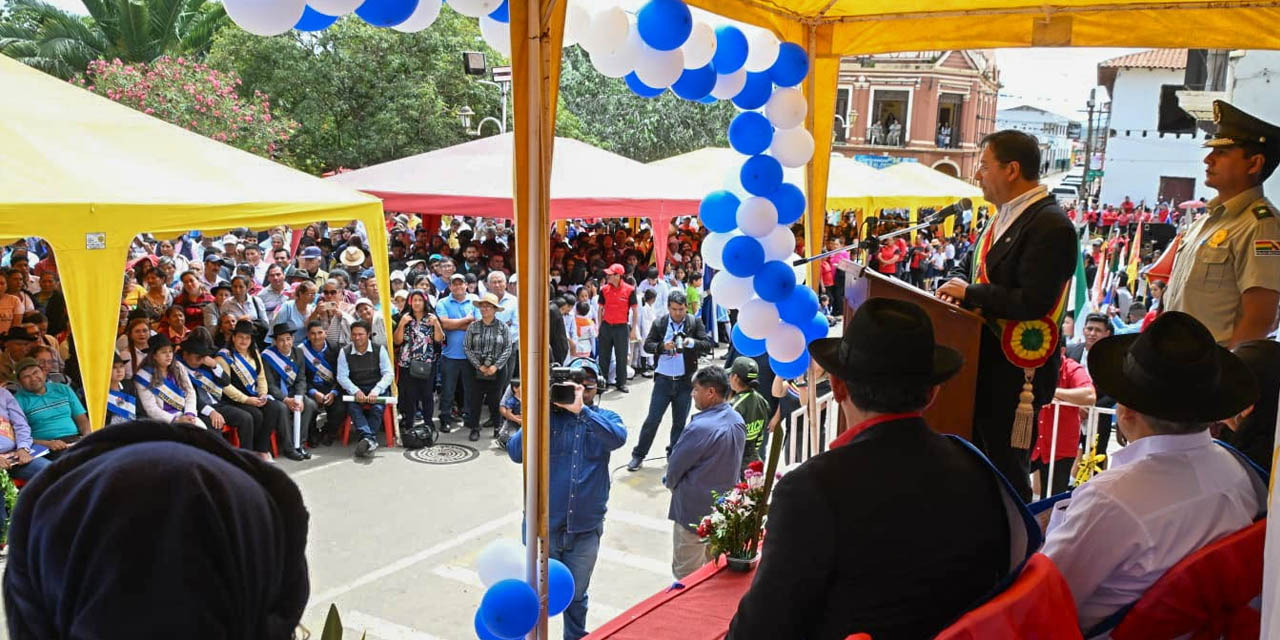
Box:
[924,198,973,225]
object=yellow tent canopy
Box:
[0,55,388,430]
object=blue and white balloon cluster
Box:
[472,539,576,639]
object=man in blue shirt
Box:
[664,365,745,579]
[507,360,627,640]
[436,274,477,432]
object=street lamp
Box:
[458,51,511,136]
[457,106,475,131]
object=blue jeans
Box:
[631,373,692,459]
[345,402,386,442]
[551,527,602,640]
[9,456,51,482]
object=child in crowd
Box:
[819,294,838,327]
[685,272,702,315]
[497,378,521,448]
[634,289,658,377]
[572,300,596,359]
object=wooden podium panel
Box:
[840,261,981,440]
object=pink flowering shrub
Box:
[73,57,298,159]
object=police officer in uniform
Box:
[1165,101,1280,347]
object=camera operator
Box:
[626,290,714,472]
[506,359,627,640]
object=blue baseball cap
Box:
[300,246,323,259]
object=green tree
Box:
[0,0,227,79]
[557,45,735,163]
[208,13,514,174]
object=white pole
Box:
[1046,404,1060,499]
[292,395,302,451]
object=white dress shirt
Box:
[1043,429,1264,630]
[991,184,1050,242]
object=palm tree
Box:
[0,0,227,79]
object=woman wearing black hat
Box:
[134,333,201,426]
[179,330,260,457]
[215,321,284,461]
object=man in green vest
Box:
[730,357,770,471]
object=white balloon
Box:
[392,0,442,32]
[224,0,306,36]
[307,0,362,17]
[786,252,807,285]
[476,539,526,587]
[762,225,795,261]
[770,126,815,168]
[582,7,628,55]
[766,322,806,362]
[738,298,781,339]
[700,231,739,272]
[447,0,501,18]
[681,21,716,68]
[563,1,591,47]
[744,30,780,72]
[765,88,807,130]
[635,43,683,88]
[709,273,754,309]
[479,15,510,57]
[736,197,778,238]
[590,47,633,78]
[709,68,747,100]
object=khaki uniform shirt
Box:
[1164,186,1280,344]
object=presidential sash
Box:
[189,365,224,400]
[222,349,260,395]
[107,389,138,420]
[971,212,1070,449]
[263,346,298,388]
[302,342,335,387]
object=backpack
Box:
[400,422,437,449]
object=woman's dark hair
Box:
[139,343,182,390]
[980,129,1042,181]
[405,290,429,319]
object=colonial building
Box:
[996,105,1079,174]
[831,50,1000,180]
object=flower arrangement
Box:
[695,459,777,562]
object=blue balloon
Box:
[699,190,740,233]
[671,64,716,101]
[721,236,765,277]
[801,312,830,343]
[732,325,767,357]
[294,5,338,30]
[711,26,748,74]
[770,352,811,379]
[728,111,773,156]
[624,72,665,98]
[474,608,505,640]
[548,559,576,617]
[769,42,810,87]
[636,0,692,51]
[753,260,797,302]
[355,0,418,27]
[479,579,539,640]
[740,154,783,197]
[769,182,805,225]
[697,95,718,104]
[731,71,773,110]
[779,286,819,325]
[488,0,508,22]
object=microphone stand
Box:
[792,215,944,266]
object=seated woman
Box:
[116,317,152,381]
[105,353,138,426]
[2,421,309,639]
[178,329,260,456]
[215,321,284,462]
[134,334,202,428]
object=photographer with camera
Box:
[626,290,714,472]
[506,359,627,640]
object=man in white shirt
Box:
[635,266,669,313]
[1042,311,1266,632]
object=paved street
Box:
[288,349,733,639]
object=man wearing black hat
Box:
[1164,100,1280,347]
[0,327,36,383]
[178,336,255,448]
[263,324,312,460]
[1042,312,1267,631]
[728,298,1015,640]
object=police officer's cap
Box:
[1205,100,1280,179]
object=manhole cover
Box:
[404,443,480,465]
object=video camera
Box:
[550,366,585,406]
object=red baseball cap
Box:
[606,263,625,275]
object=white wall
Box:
[1100,67,1210,205]
[1230,50,1280,196]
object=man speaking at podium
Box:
[937,130,1077,501]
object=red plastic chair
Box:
[223,425,280,458]
[1110,519,1267,640]
[338,406,396,448]
[933,553,1083,640]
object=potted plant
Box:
[695,460,774,571]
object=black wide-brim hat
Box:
[1087,311,1256,423]
[180,336,213,357]
[811,297,963,386]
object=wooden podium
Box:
[840,260,982,440]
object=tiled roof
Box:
[1098,49,1188,70]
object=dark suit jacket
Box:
[549,305,569,365]
[950,195,1077,411]
[726,418,1011,640]
[265,346,308,400]
[643,314,713,378]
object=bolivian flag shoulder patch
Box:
[1256,239,1280,256]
